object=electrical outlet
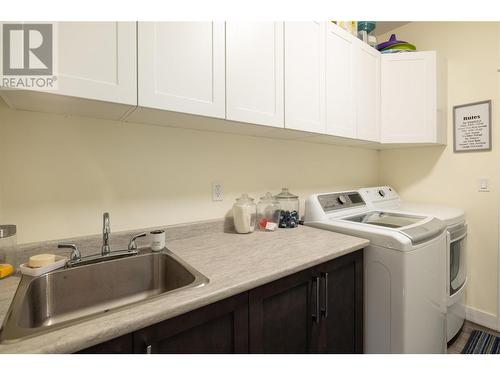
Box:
[478,178,490,192]
[212,181,223,201]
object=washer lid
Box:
[343,211,423,229]
[400,218,446,244]
[397,203,465,226]
[342,211,446,244]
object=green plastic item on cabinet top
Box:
[383,43,416,51]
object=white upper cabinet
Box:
[325,23,356,138]
[138,22,226,118]
[354,41,380,142]
[381,51,446,144]
[53,22,137,104]
[226,22,284,128]
[0,21,445,148]
[284,22,326,133]
[0,22,137,119]
[20,22,137,105]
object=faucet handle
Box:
[58,243,81,262]
[128,233,147,251]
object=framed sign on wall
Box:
[453,100,492,152]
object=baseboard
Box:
[465,306,498,331]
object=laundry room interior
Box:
[1,2,500,369]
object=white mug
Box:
[150,230,166,251]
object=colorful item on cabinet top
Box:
[376,34,416,53]
[332,21,358,36]
[357,21,376,34]
[357,21,377,47]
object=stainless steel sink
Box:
[0,249,208,342]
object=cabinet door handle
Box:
[146,344,152,354]
[321,272,328,318]
[312,276,320,323]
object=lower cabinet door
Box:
[317,250,364,353]
[248,267,320,353]
[133,293,249,354]
[76,334,133,354]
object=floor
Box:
[447,320,500,354]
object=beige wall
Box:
[0,102,379,244]
[378,22,500,316]
[2,21,497,320]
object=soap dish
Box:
[20,255,68,276]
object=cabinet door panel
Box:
[355,43,380,142]
[249,267,319,353]
[318,250,363,353]
[381,51,436,143]
[56,22,137,104]
[133,294,248,354]
[138,22,225,118]
[226,22,284,127]
[77,334,133,354]
[325,24,356,138]
[284,22,326,133]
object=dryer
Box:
[358,186,467,343]
[304,190,447,353]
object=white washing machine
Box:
[304,191,448,354]
[358,186,467,344]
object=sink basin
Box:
[0,249,208,342]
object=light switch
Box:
[478,178,490,192]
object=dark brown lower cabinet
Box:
[249,250,363,354]
[248,266,319,353]
[77,250,363,354]
[133,293,249,354]
[317,251,364,354]
[77,333,133,354]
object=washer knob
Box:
[378,189,386,197]
[337,195,347,205]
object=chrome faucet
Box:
[59,214,146,268]
[58,243,81,265]
[102,212,111,255]
[128,232,147,251]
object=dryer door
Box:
[449,224,467,296]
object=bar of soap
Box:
[29,254,56,268]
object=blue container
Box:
[357,21,376,34]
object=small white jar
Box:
[150,230,166,251]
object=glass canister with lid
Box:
[0,225,18,273]
[232,194,257,234]
[274,188,300,228]
[256,192,281,231]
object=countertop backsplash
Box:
[15,218,235,265]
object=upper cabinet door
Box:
[56,22,137,105]
[354,42,380,142]
[138,22,226,118]
[381,51,438,143]
[226,22,284,128]
[284,22,326,134]
[325,23,356,138]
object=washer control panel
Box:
[358,186,400,204]
[318,192,366,212]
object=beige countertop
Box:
[0,224,368,353]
